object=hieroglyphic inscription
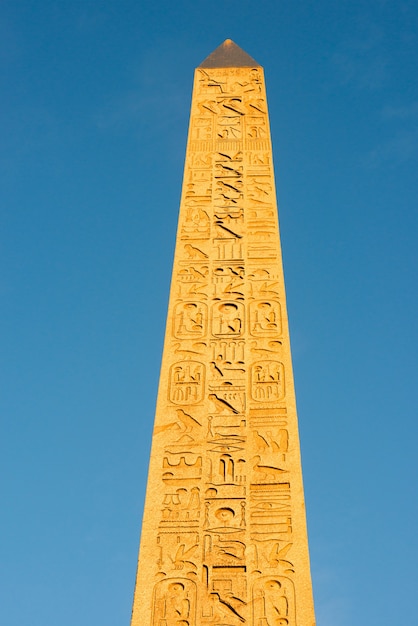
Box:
[250,361,285,403]
[131,41,316,626]
[252,577,295,625]
[152,579,197,625]
[168,362,205,405]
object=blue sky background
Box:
[1,1,417,624]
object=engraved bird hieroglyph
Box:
[209,393,239,415]
[154,409,202,436]
[252,456,287,482]
[170,543,198,570]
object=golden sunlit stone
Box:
[130,40,316,626]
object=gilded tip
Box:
[199,39,261,68]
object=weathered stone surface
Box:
[130,41,316,626]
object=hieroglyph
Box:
[130,40,316,626]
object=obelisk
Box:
[130,40,316,626]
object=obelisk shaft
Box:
[131,40,316,626]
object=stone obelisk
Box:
[130,40,316,626]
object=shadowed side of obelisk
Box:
[130,40,316,626]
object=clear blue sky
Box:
[1,2,417,624]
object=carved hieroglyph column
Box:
[130,40,316,626]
